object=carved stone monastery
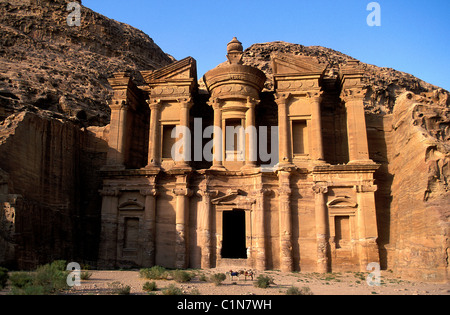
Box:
[99,38,380,272]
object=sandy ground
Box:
[62,268,450,296]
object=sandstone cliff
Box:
[0,0,173,126]
[0,0,171,268]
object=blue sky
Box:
[83,0,450,91]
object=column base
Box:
[347,159,376,165]
[210,165,227,171]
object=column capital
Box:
[312,185,328,195]
[305,89,324,101]
[99,188,121,197]
[140,188,159,197]
[341,88,366,102]
[147,99,162,110]
[274,92,292,105]
[177,97,194,109]
[197,189,219,199]
[109,100,128,111]
[354,184,378,193]
[173,187,193,197]
[207,97,222,110]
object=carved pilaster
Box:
[275,93,293,167]
[278,170,293,272]
[173,183,192,269]
[313,184,329,273]
[197,188,218,269]
[251,187,270,270]
[306,90,325,163]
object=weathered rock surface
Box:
[0,112,109,268]
[0,0,173,126]
[240,41,449,114]
[385,92,449,281]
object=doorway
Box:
[221,210,247,259]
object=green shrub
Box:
[0,267,9,289]
[173,270,192,283]
[80,270,93,280]
[143,281,157,292]
[140,266,169,280]
[9,261,70,295]
[254,275,274,289]
[286,286,313,295]
[9,272,33,289]
[107,281,131,295]
[162,284,183,295]
[210,273,226,286]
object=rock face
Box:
[385,92,449,281]
[0,112,109,268]
[0,0,173,126]
[0,0,171,269]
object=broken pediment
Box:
[141,57,197,84]
[272,53,327,77]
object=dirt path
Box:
[66,269,450,296]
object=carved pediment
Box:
[118,200,144,211]
[141,57,197,84]
[327,196,357,208]
[211,189,255,210]
[272,53,327,77]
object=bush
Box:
[143,281,157,292]
[80,270,93,280]
[254,275,274,289]
[9,261,70,295]
[107,281,131,295]
[286,286,314,295]
[9,272,33,289]
[162,284,183,295]
[173,270,192,283]
[210,273,226,286]
[140,266,169,280]
[0,267,9,289]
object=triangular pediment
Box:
[272,53,327,76]
[141,57,197,84]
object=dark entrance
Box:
[221,210,247,259]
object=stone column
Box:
[209,98,225,170]
[313,185,329,273]
[107,101,129,168]
[243,97,258,169]
[197,188,218,269]
[173,178,192,269]
[342,89,372,164]
[252,187,268,271]
[146,100,162,168]
[275,93,293,167]
[355,184,380,272]
[141,186,158,267]
[98,188,120,268]
[307,91,325,163]
[175,98,193,169]
[278,170,293,272]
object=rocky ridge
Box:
[240,41,449,114]
[0,0,173,126]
